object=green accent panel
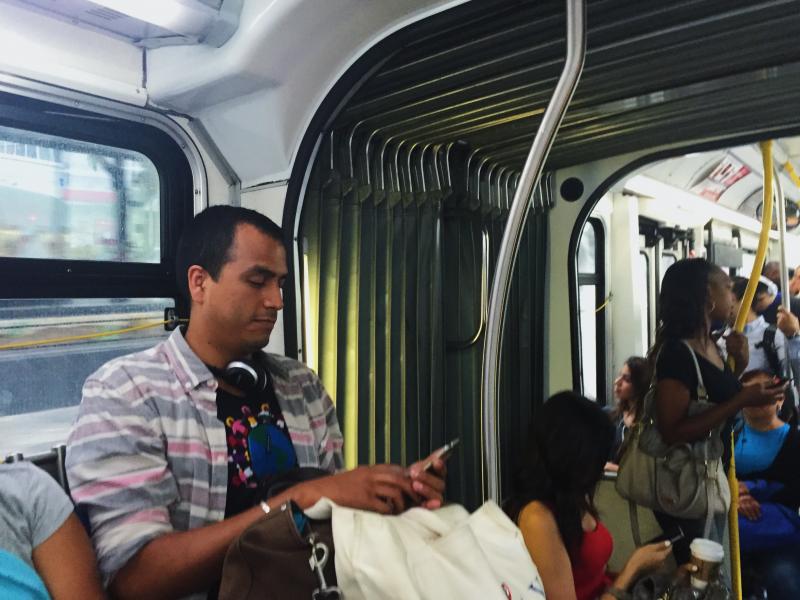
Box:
[338,185,361,468]
[316,174,343,415]
[297,134,547,507]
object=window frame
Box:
[576,217,607,402]
[0,91,195,303]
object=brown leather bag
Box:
[219,501,339,600]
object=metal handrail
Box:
[448,228,490,350]
[481,0,587,502]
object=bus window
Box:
[577,218,605,401]
[0,95,194,458]
[741,251,756,279]
[636,251,651,351]
[0,125,160,263]
[660,252,677,284]
[0,298,174,457]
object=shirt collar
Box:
[165,327,216,391]
[165,328,290,391]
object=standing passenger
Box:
[649,258,785,563]
[730,277,800,424]
[66,206,446,600]
[762,261,782,291]
[789,266,800,297]
[730,277,793,376]
[507,392,675,600]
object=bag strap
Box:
[681,340,708,402]
[628,500,643,548]
[702,437,715,539]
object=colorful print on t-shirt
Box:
[217,389,298,490]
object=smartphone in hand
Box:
[646,526,684,546]
[421,438,460,473]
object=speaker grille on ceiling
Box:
[84,7,124,22]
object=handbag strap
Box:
[680,340,708,402]
[628,500,643,548]
[682,340,723,536]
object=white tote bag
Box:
[305,499,545,600]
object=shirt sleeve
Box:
[655,339,697,394]
[23,464,74,550]
[312,376,344,473]
[66,376,178,585]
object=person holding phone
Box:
[648,259,786,564]
[506,392,676,600]
[66,207,447,600]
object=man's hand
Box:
[407,451,448,510]
[777,306,800,338]
[725,331,749,375]
[296,465,417,514]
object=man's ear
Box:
[187,265,209,305]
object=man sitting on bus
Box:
[66,206,446,600]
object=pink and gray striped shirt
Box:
[66,329,343,596]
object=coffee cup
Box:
[689,538,724,590]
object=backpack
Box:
[756,326,799,426]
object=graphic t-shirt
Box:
[216,373,298,518]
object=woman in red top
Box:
[505,392,673,600]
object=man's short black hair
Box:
[175,205,285,301]
[732,276,768,302]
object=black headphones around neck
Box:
[206,353,270,395]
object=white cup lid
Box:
[690,538,724,562]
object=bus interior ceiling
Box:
[1,0,800,506]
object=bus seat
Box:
[594,478,673,573]
[7,449,91,534]
[6,446,70,494]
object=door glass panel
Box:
[578,225,596,274]
[636,252,650,351]
[579,284,597,400]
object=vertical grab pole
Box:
[775,168,790,310]
[481,0,587,502]
[729,140,775,600]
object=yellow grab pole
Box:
[727,139,774,600]
[784,160,800,190]
[732,142,773,333]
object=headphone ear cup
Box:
[224,360,265,393]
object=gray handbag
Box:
[616,341,731,543]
